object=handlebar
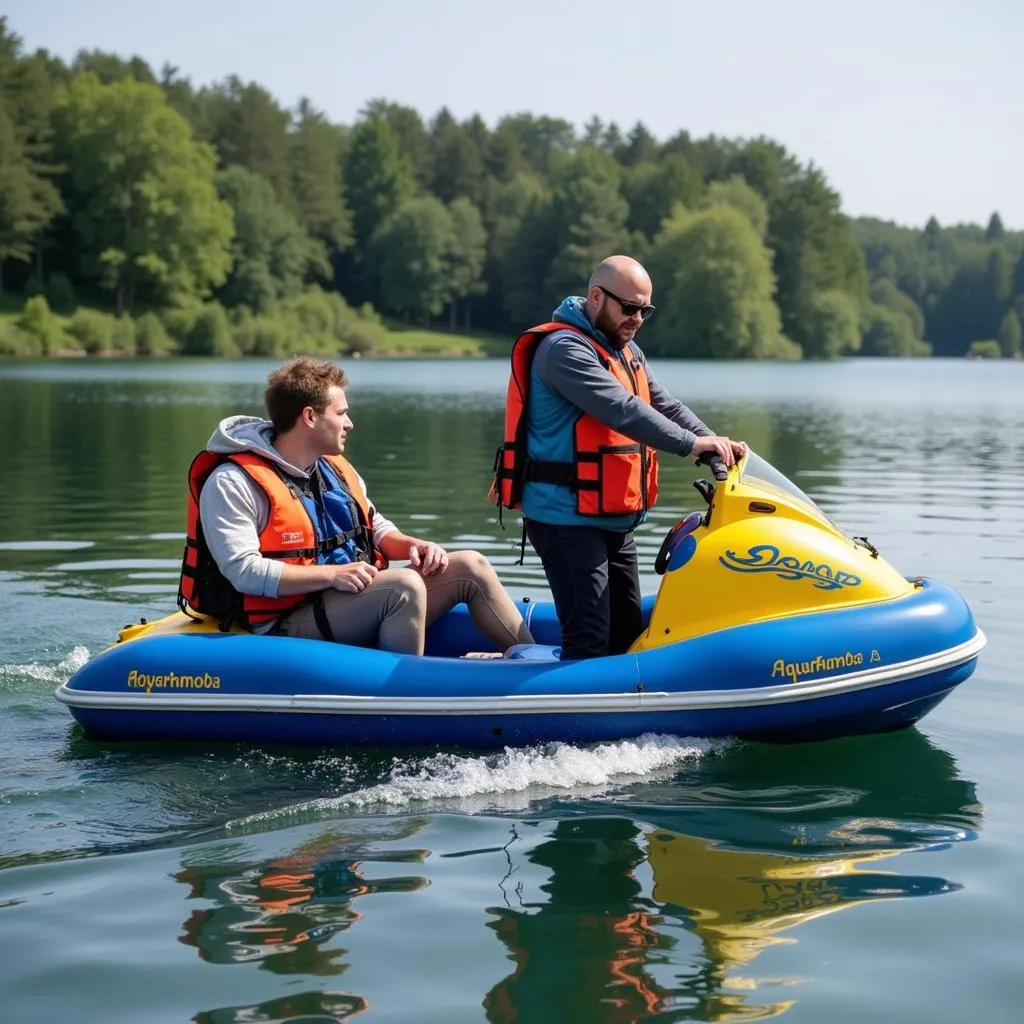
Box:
[695,451,730,481]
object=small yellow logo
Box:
[127,670,221,693]
[772,651,864,684]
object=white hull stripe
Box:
[56,631,986,717]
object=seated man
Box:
[179,356,534,655]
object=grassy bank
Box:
[378,324,512,357]
[0,291,515,359]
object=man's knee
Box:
[446,549,493,582]
[385,567,428,609]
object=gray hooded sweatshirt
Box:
[198,416,396,629]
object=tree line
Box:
[1,17,1021,360]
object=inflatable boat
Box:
[55,452,986,748]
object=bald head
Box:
[585,255,654,347]
[588,255,652,297]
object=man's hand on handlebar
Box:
[691,436,749,466]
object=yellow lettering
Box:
[127,668,224,693]
[771,650,868,684]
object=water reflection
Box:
[176,820,429,1021]
[483,731,982,1022]
[193,990,368,1024]
[484,816,671,1023]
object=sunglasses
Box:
[598,286,656,321]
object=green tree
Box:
[134,310,176,355]
[484,121,528,182]
[768,168,867,347]
[702,175,769,237]
[582,116,605,148]
[853,214,992,351]
[0,21,62,289]
[869,277,925,338]
[361,99,434,189]
[0,101,61,294]
[483,172,548,267]
[446,196,487,328]
[499,148,629,326]
[985,212,1005,242]
[158,63,202,126]
[370,195,456,320]
[0,22,61,146]
[53,73,234,313]
[181,302,238,356]
[17,294,66,354]
[45,271,75,311]
[288,98,352,274]
[861,304,930,357]
[645,205,797,359]
[542,147,632,303]
[928,259,985,355]
[997,308,1021,358]
[929,247,1011,356]
[622,154,703,240]
[660,129,704,170]
[724,138,800,204]
[601,121,624,156]
[66,307,115,353]
[492,113,575,177]
[206,77,293,205]
[478,172,548,331]
[71,49,156,84]
[802,289,861,359]
[343,115,416,249]
[616,121,659,167]
[430,108,485,206]
[498,194,559,326]
[216,165,309,312]
[968,339,1001,359]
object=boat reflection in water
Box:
[177,818,429,1023]
[483,730,983,1022]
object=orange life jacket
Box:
[495,322,659,518]
[178,450,387,630]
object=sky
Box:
[6,0,1023,229]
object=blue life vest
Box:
[298,459,374,565]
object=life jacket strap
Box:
[521,459,600,492]
[310,592,336,642]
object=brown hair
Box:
[264,357,349,432]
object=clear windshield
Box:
[739,452,846,534]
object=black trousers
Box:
[524,519,643,660]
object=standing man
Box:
[495,255,746,660]
[181,356,533,655]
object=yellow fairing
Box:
[108,610,244,652]
[631,455,915,652]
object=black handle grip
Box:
[695,451,729,481]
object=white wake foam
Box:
[231,733,733,829]
[0,645,90,688]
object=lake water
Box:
[0,356,1021,1023]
